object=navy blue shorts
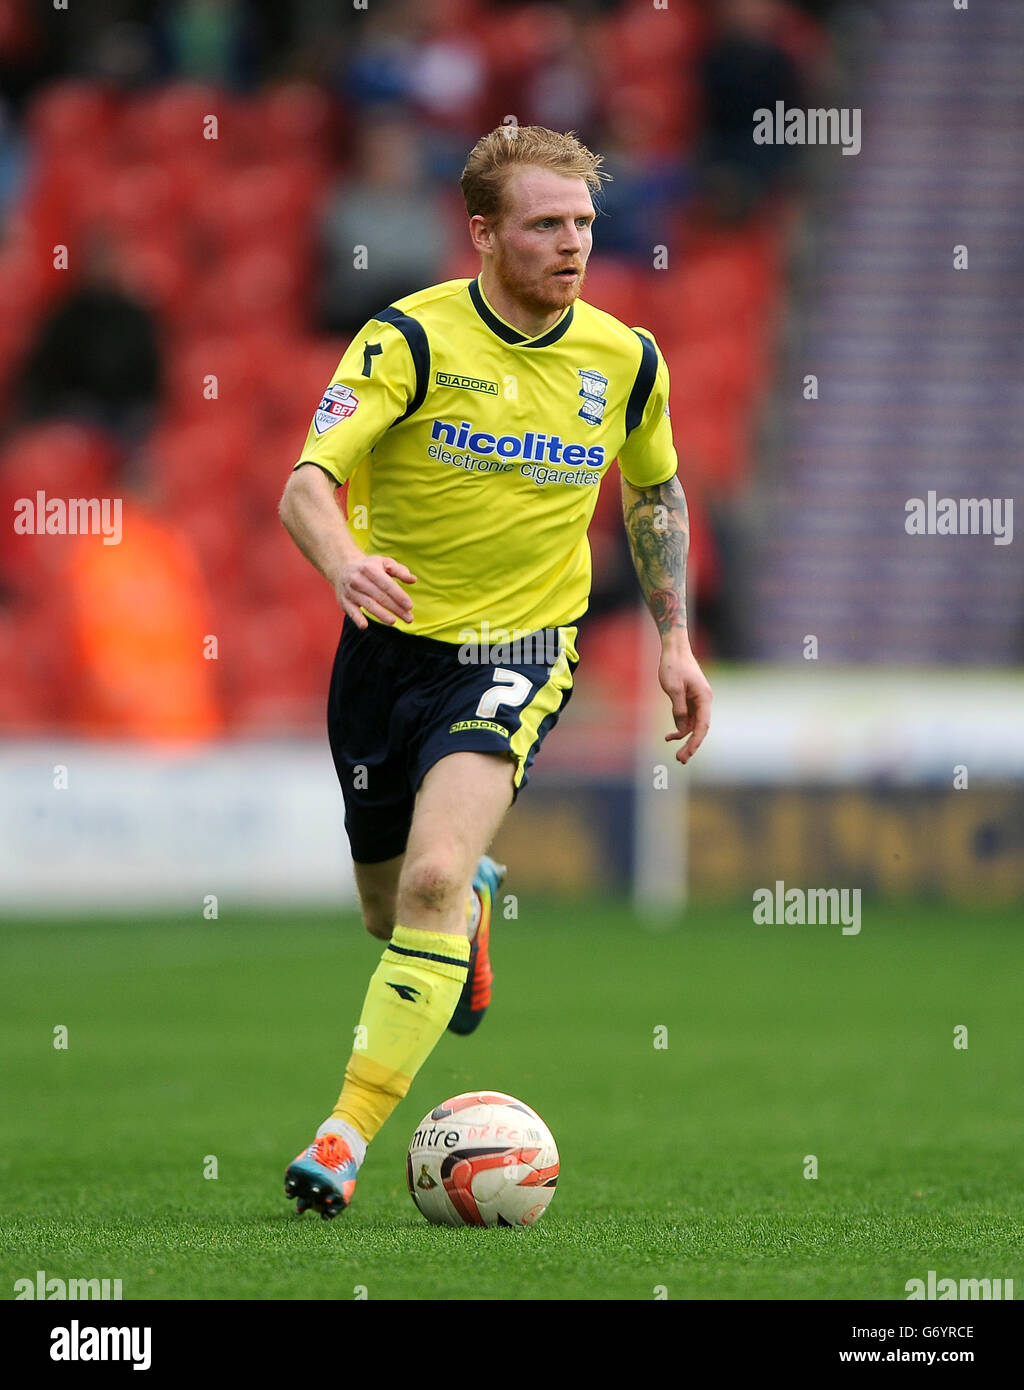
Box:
[327,616,580,864]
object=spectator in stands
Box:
[152,0,263,89]
[0,420,223,741]
[340,0,420,109]
[503,7,599,142]
[695,0,807,223]
[339,0,487,181]
[15,224,162,446]
[316,113,451,334]
[595,93,693,259]
[61,491,224,741]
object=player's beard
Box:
[492,244,586,321]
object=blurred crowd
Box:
[0,0,835,740]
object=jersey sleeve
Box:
[616,329,679,489]
[292,318,419,486]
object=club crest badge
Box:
[314,382,360,434]
[577,368,608,426]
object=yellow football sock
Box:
[331,924,470,1144]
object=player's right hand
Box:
[335,555,416,628]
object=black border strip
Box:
[624,330,658,435]
[372,306,430,420]
[385,942,470,970]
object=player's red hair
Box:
[460,125,610,223]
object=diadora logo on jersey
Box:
[577,368,608,426]
[435,372,499,396]
[313,383,359,434]
[449,719,509,737]
[430,419,604,468]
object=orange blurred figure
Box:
[61,498,222,742]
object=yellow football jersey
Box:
[293,276,677,643]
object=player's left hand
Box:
[659,646,712,765]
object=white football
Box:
[406,1091,559,1227]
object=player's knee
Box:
[400,852,465,915]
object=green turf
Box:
[1,901,1021,1300]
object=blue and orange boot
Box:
[448,855,505,1036]
[284,1132,359,1219]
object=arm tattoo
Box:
[621,475,690,636]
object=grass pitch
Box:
[1,900,1021,1300]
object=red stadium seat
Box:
[116,237,191,319]
[21,151,117,252]
[0,240,49,326]
[221,602,332,732]
[147,413,254,514]
[232,335,319,438]
[604,80,689,156]
[156,156,216,236]
[167,334,267,419]
[474,5,555,75]
[115,84,234,164]
[245,431,310,528]
[180,245,306,336]
[249,83,334,160]
[663,330,770,410]
[196,164,318,252]
[178,498,245,593]
[302,338,349,398]
[601,0,707,75]
[242,525,325,606]
[673,406,749,493]
[579,261,649,328]
[26,81,117,156]
[662,263,756,333]
[672,225,785,320]
[98,162,182,238]
[0,421,118,501]
[264,338,350,449]
[223,244,308,326]
[0,606,68,730]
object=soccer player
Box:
[278,125,713,1217]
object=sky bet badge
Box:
[314,382,360,434]
[577,368,608,426]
